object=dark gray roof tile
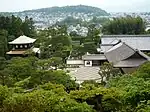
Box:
[114,59,147,68]
[101,35,150,52]
[105,42,135,63]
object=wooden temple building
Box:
[7,35,40,57]
[101,35,150,53]
[100,35,150,73]
[67,35,150,74]
[104,41,150,73]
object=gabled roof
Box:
[105,42,135,63]
[114,59,147,68]
[9,35,36,44]
[105,42,150,68]
[101,35,150,52]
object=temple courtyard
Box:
[66,66,101,84]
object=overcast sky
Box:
[0,0,150,12]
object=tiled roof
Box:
[9,35,36,44]
[114,59,147,68]
[105,42,150,67]
[105,42,135,63]
[101,35,150,52]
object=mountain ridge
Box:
[21,5,109,16]
[0,5,109,27]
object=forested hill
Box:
[0,5,109,27]
[23,5,109,16]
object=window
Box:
[86,61,91,65]
[16,45,18,48]
[25,45,28,48]
[20,45,23,48]
[85,61,92,67]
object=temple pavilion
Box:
[7,35,40,57]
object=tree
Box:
[108,74,150,111]
[134,62,150,80]
[30,70,77,90]
[10,15,23,37]
[70,84,123,112]
[0,30,8,57]
[103,16,146,35]
[36,57,64,70]
[0,57,9,86]
[1,82,94,112]
[80,24,101,54]
[90,17,109,25]
[6,57,36,82]
[40,25,72,61]
[98,62,121,85]
[0,15,36,42]
[87,24,101,45]
[21,16,36,37]
[136,100,150,112]
[0,85,11,110]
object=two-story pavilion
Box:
[7,35,40,57]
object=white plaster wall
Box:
[67,60,84,65]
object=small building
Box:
[101,35,150,53]
[82,54,107,67]
[105,42,150,73]
[7,35,40,57]
[66,54,107,67]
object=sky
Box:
[0,0,150,12]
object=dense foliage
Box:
[0,15,35,39]
[103,16,146,34]
[39,25,72,60]
[0,55,150,112]
[57,16,109,26]
[0,30,8,57]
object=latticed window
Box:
[20,45,23,48]
[16,45,18,48]
[25,45,28,48]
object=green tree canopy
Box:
[103,16,145,35]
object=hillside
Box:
[23,5,109,16]
[0,5,109,28]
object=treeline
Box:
[103,16,146,34]
[57,16,109,26]
[0,15,35,40]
